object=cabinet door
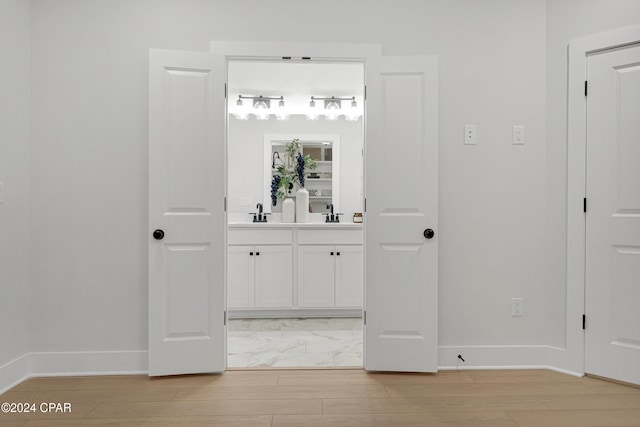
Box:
[254,245,293,307]
[298,245,335,307]
[335,245,364,307]
[227,246,254,308]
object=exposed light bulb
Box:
[255,111,269,120]
[306,113,319,120]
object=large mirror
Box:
[263,134,340,214]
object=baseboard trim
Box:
[0,353,30,394]
[29,350,148,377]
[438,344,583,376]
[0,351,148,394]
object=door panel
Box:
[298,246,335,307]
[335,245,364,307]
[227,246,254,308]
[365,56,438,372]
[585,44,640,385]
[148,49,226,376]
[254,245,293,307]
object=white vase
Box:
[282,197,295,223]
[296,187,309,223]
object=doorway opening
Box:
[225,59,366,368]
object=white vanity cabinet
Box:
[227,229,293,308]
[227,224,362,315]
[297,229,363,309]
[298,245,363,308]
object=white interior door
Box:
[148,49,226,376]
[585,43,640,385]
[364,55,438,372]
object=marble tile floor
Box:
[227,317,363,368]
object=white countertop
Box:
[228,221,363,229]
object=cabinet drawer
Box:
[297,229,363,245]
[228,229,293,245]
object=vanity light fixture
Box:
[234,95,287,121]
[307,96,358,121]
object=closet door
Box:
[365,55,438,372]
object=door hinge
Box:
[363,310,366,325]
[364,85,367,100]
[584,81,588,96]
[583,197,587,213]
[224,197,227,212]
[224,83,227,99]
[582,314,586,330]
[364,198,367,213]
[224,311,227,326]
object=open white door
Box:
[148,49,226,376]
[364,56,438,372]
[585,43,640,385]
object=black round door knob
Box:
[423,228,435,239]
[153,229,165,240]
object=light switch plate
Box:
[512,125,525,145]
[464,125,477,145]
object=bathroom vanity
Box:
[227,221,363,318]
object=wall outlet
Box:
[512,297,523,317]
[464,125,477,145]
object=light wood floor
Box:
[1,369,639,426]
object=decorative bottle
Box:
[282,197,295,223]
[296,187,309,223]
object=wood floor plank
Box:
[581,377,640,394]
[2,387,179,404]
[72,373,280,390]
[465,369,581,383]
[273,411,517,426]
[321,395,547,414]
[507,408,640,427]
[385,381,595,397]
[173,384,388,401]
[538,393,640,410]
[8,377,84,392]
[23,415,273,426]
[278,370,473,386]
[85,399,322,418]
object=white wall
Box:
[28,0,549,365]
[545,0,640,349]
[0,0,31,373]
[228,116,363,218]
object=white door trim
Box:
[210,41,381,60]
[564,24,640,375]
